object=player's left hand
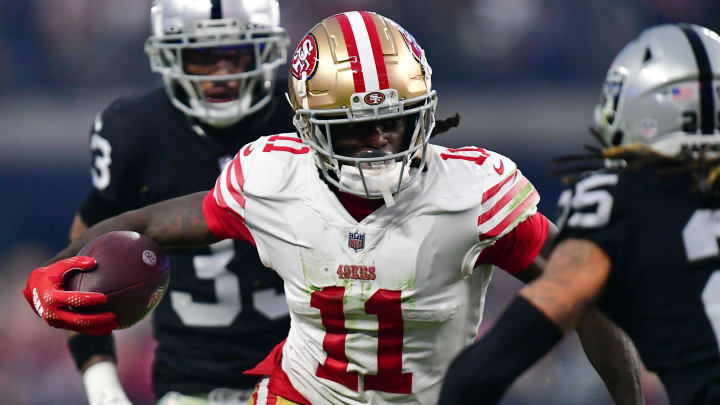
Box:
[22,257,117,335]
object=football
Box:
[66,231,171,329]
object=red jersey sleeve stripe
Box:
[218,162,246,216]
[229,152,248,197]
[268,135,304,143]
[478,175,530,225]
[360,11,389,89]
[233,150,247,192]
[227,164,247,208]
[202,190,255,244]
[335,13,366,92]
[482,170,518,203]
[213,176,230,210]
[479,188,540,240]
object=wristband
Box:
[83,361,130,405]
[68,333,116,370]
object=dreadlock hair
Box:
[552,128,720,198]
[430,113,461,138]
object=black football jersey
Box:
[79,86,294,397]
[556,166,720,405]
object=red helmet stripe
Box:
[360,11,389,90]
[335,13,366,92]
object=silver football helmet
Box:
[145,0,289,127]
[594,23,720,157]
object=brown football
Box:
[66,231,171,329]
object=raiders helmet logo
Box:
[364,91,386,105]
[291,34,319,80]
[598,68,626,126]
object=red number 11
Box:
[310,287,412,394]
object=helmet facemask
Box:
[146,18,289,127]
[294,89,437,206]
[287,11,437,206]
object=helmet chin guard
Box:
[146,0,289,128]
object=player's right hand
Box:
[22,257,117,335]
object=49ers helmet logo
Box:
[364,91,386,105]
[291,34,319,80]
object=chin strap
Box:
[338,163,408,207]
[381,188,396,207]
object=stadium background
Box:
[1,1,718,404]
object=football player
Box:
[439,23,720,405]
[27,11,643,405]
[62,1,293,404]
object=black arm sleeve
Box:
[68,333,117,370]
[438,296,563,405]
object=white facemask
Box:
[338,160,410,207]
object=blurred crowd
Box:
[1,1,719,404]
[2,0,720,91]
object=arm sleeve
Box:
[438,295,562,405]
[476,211,549,275]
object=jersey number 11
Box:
[310,287,413,394]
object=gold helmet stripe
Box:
[335,12,389,92]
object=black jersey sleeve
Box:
[79,98,144,226]
[555,170,632,259]
[554,170,634,307]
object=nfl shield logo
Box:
[348,230,365,252]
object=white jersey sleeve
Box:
[430,145,540,244]
[212,141,255,220]
[475,154,540,242]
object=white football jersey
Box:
[209,134,540,404]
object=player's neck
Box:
[332,188,385,222]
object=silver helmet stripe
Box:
[211,0,223,19]
[678,24,716,134]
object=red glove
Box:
[22,257,117,335]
